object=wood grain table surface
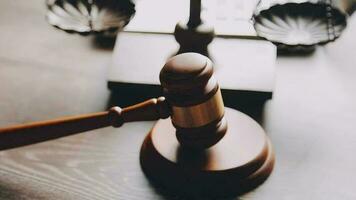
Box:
[1,1,356,199]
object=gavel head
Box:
[160,53,227,149]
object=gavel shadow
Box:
[142,146,247,199]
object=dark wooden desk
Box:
[1,1,356,199]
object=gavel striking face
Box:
[0,53,226,150]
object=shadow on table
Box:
[144,178,244,200]
[277,45,316,57]
[91,35,117,50]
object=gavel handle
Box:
[0,97,170,150]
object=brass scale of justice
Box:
[0,1,275,198]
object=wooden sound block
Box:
[140,108,275,198]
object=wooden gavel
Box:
[0,53,226,150]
